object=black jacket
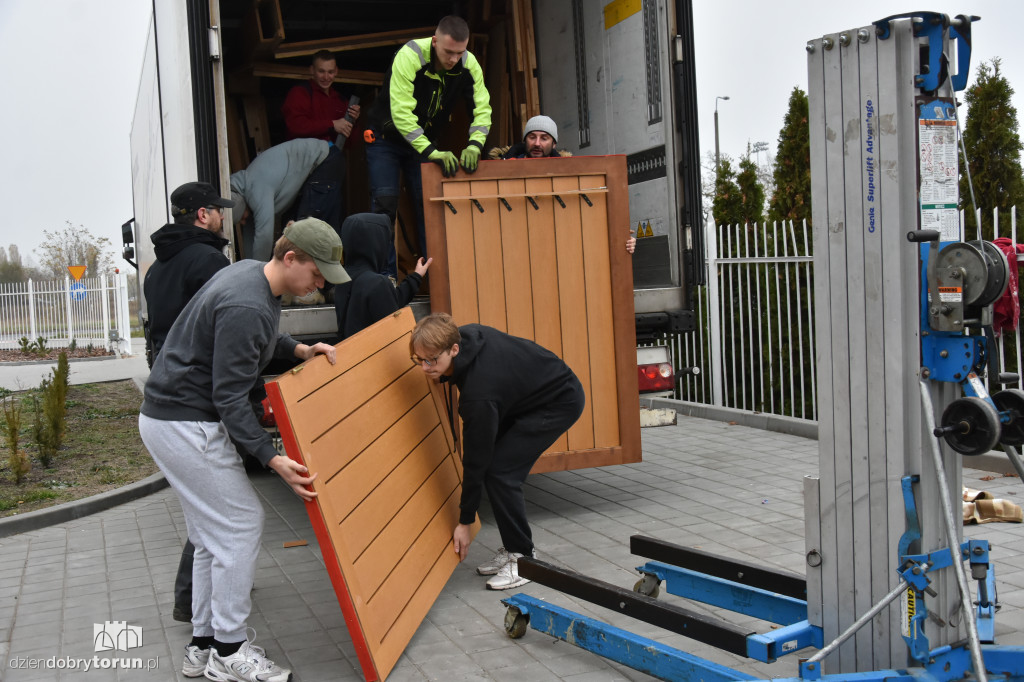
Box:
[333,213,421,340]
[144,223,229,360]
[442,324,580,524]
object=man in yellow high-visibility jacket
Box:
[364,14,491,277]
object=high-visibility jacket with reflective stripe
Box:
[368,37,492,157]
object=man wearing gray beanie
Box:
[491,114,572,160]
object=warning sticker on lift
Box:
[938,286,962,302]
[919,115,959,241]
[902,589,916,637]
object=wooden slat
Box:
[274,26,434,58]
[498,178,534,339]
[242,96,271,154]
[551,175,595,452]
[441,181,479,323]
[470,179,507,330]
[248,62,384,86]
[266,307,477,682]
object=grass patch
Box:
[0,380,156,517]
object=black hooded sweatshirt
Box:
[144,223,229,359]
[441,324,581,525]
[334,213,422,340]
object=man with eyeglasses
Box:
[409,313,585,590]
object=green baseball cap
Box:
[283,218,351,284]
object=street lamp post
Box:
[714,95,730,175]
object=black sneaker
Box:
[173,603,192,623]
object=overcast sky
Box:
[0,1,1021,274]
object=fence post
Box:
[705,219,723,406]
[65,275,74,346]
[116,272,132,355]
[27,279,37,341]
[100,273,111,351]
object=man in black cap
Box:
[144,181,235,364]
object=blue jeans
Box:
[365,137,426,277]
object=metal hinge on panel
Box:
[208,26,221,61]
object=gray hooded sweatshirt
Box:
[230,138,329,261]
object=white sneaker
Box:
[486,552,531,590]
[476,547,510,575]
[204,630,291,682]
[182,644,210,678]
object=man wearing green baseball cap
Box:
[140,217,347,681]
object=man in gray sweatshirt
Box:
[139,218,349,682]
[230,138,331,261]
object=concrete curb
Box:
[0,471,168,539]
[642,397,1021,476]
[640,397,819,440]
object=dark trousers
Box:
[174,540,194,611]
[484,378,586,556]
[365,136,426,277]
[295,144,346,234]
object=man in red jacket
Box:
[281,50,361,231]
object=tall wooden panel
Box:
[422,156,640,474]
[265,307,478,682]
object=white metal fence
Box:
[0,274,133,354]
[663,207,1020,423]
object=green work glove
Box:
[460,145,481,173]
[429,150,459,177]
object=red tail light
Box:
[637,362,674,392]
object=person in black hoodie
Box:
[144,181,234,364]
[334,213,431,339]
[409,312,585,590]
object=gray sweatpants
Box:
[139,414,263,643]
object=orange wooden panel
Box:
[422,157,641,475]
[266,307,478,682]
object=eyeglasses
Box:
[410,350,446,367]
[204,205,224,214]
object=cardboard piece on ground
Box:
[266,307,478,682]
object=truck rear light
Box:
[638,362,674,392]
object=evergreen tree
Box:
[737,156,765,227]
[0,245,27,283]
[712,158,743,231]
[768,87,811,231]
[959,58,1024,237]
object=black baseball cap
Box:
[170,181,236,215]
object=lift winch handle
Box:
[907,229,940,243]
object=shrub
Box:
[34,337,48,357]
[2,396,30,484]
[17,337,32,354]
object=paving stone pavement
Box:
[2,414,1023,681]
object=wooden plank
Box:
[578,174,619,449]
[241,96,271,154]
[498,178,534,339]
[248,62,384,86]
[274,26,434,58]
[266,307,476,682]
[469,179,507,330]
[440,180,479,322]
[551,175,595,452]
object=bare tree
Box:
[33,222,116,280]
